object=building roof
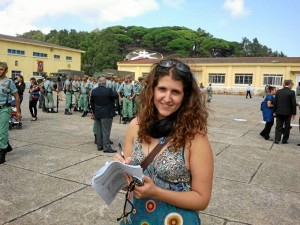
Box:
[118,57,300,65]
[0,33,85,53]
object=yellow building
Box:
[0,34,84,81]
[118,57,300,94]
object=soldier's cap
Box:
[0,62,8,69]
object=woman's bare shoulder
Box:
[126,117,139,137]
[189,132,211,153]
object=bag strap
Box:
[140,136,171,171]
[6,79,11,105]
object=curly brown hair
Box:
[137,59,209,150]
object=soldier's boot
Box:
[6,142,12,153]
[73,107,78,112]
[94,134,97,144]
[123,117,128,124]
[0,149,6,164]
[78,107,83,112]
[50,108,56,113]
[81,111,88,117]
[46,108,50,113]
[64,109,72,115]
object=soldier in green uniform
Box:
[133,76,145,115]
[117,75,136,124]
[64,75,73,115]
[106,75,112,89]
[207,83,212,102]
[72,76,80,111]
[43,76,56,113]
[0,62,22,164]
[79,75,90,117]
[112,76,121,115]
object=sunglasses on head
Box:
[158,60,191,74]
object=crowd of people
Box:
[22,73,146,120]
[2,67,145,157]
[260,79,298,145]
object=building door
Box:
[11,70,22,80]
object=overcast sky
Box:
[0,0,299,56]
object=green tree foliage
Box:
[240,37,283,57]
[17,30,45,41]
[17,26,286,74]
[166,38,193,57]
[127,26,148,47]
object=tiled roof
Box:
[119,57,300,65]
[0,34,84,53]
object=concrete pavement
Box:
[0,92,299,225]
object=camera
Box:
[133,176,144,186]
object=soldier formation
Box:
[37,74,145,122]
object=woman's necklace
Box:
[158,137,165,144]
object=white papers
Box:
[92,161,144,205]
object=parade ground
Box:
[0,92,299,225]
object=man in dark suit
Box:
[273,79,297,144]
[90,77,118,153]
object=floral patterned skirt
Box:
[120,197,201,225]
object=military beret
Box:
[0,62,8,69]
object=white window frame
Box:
[33,72,47,77]
[263,74,283,86]
[11,70,22,80]
[33,52,48,58]
[208,73,225,84]
[235,73,253,85]
[8,49,25,55]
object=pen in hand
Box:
[118,143,125,160]
[118,143,143,186]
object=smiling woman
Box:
[114,58,214,225]
[154,75,184,120]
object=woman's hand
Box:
[133,176,157,199]
[114,154,131,164]
[114,154,133,190]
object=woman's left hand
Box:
[133,176,157,199]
